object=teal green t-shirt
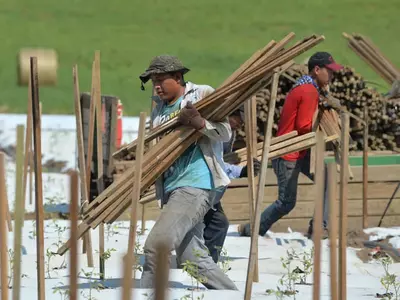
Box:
[159,97,213,193]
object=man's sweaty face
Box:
[151,74,180,102]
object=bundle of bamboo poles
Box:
[57,33,325,255]
[343,33,400,85]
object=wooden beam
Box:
[0,152,9,300]
[73,64,94,267]
[93,51,106,279]
[69,171,79,300]
[363,105,369,228]
[312,131,325,300]
[244,95,258,282]
[244,71,278,300]
[30,56,45,300]
[12,125,25,300]
[339,112,350,300]
[23,72,33,211]
[328,162,338,300]
[123,112,146,300]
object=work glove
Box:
[322,95,342,111]
[239,158,261,178]
[178,102,206,131]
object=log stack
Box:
[234,64,400,151]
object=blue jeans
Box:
[241,150,328,236]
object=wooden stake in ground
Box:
[312,130,326,300]
[244,95,259,282]
[328,162,338,300]
[362,105,369,229]
[154,242,170,300]
[122,112,147,300]
[339,112,350,300]
[0,152,9,300]
[69,171,79,300]
[244,71,279,300]
[1,160,12,232]
[12,125,25,300]
[73,64,94,267]
[23,72,33,209]
[30,56,46,300]
[92,51,106,279]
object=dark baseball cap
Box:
[308,52,343,72]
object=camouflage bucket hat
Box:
[139,55,190,84]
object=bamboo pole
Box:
[0,152,9,300]
[328,162,338,300]
[92,51,106,280]
[362,105,369,229]
[23,72,33,210]
[312,131,325,300]
[154,242,170,300]
[339,112,350,300]
[3,168,12,233]
[12,125,25,300]
[128,112,146,260]
[73,64,94,267]
[244,97,258,282]
[122,112,147,299]
[244,71,278,300]
[30,56,45,300]
[69,171,79,300]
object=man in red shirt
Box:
[239,52,343,238]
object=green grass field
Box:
[0,0,399,116]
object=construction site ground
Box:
[4,220,400,299]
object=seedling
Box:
[79,268,107,300]
[298,247,314,285]
[266,248,301,299]
[377,256,400,300]
[53,281,69,300]
[105,223,120,241]
[215,246,231,273]
[7,248,28,288]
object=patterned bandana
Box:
[290,75,328,103]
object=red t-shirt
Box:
[276,84,319,161]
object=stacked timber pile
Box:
[57,33,326,255]
[234,64,400,151]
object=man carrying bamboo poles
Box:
[238,52,343,239]
[138,55,238,290]
[203,107,261,263]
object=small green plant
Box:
[8,248,14,288]
[6,249,28,288]
[105,223,120,241]
[29,220,37,240]
[79,268,107,300]
[181,249,208,300]
[215,246,231,273]
[298,247,314,285]
[266,248,300,299]
[377,256,400,300]
[53,281,69,300]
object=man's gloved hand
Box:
[178,102,206,130]
[240,158,261,178]
[322,95,342,110]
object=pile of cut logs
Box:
[235,64,400,151]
